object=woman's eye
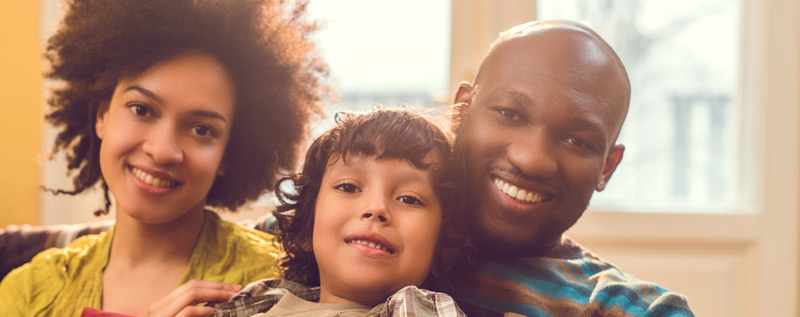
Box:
[129,104,150,117]
[193,125,215,137]
[398,195,424,206]
[334,183,360,193]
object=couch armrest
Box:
[0,213,277,281]
[0,221,113,279]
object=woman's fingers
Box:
[147,279,242,317]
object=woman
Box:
[0,0,329,315]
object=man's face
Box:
[454,29,627,252]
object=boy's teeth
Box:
[350,239,391,253]
[132,167,176,188]
[494,179,543,204]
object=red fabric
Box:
[81,307,135,317]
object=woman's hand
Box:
[146,279,242,317]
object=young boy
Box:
[212,107,472,316]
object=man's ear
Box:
[596,144,625,191]
[451,82,474,133]
[95,101,110,140]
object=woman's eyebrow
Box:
[191,110,228,123]
[124,85,162,104]
[124,85,227,123]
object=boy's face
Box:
[313,154,443,304]
[95,51,235,224]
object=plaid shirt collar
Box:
[211,278,465,317]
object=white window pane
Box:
[537,1,744,211]
[307,1,451,135]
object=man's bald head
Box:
[476,20,631,141]
[452,20,631,252]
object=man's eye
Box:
[398,195,424,206]
[334,183,360,193]
[566,137,594,150]
[129,104,150,117]
[497,108,520,121]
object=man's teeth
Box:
[349,239,392,253]
[132,167,176,188]
[494,179,543,203]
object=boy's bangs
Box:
[333,109,449,169]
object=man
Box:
[448,20,694,316]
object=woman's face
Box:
[95,51,236,224]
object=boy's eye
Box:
[129,104,150,117]
[398,195,424,206]
[334,183,360,193]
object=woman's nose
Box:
[142,126,184,165]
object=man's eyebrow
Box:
[500,87,533,105]
[124,85,163,104]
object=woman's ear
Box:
[217,162,228,176]
[95,101,111,140]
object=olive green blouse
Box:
[0,210,281,317]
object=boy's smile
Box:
[312,154,442,304]
[344,231,395,255]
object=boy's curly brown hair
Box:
[274,107,475,287]
[45,0,330,213]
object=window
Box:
[536,0,744,211]
[306,0,451,135]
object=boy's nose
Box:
[142,128,184,165]
[360,196,391,224]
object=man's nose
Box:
[142,125,184,165]
[506,133,558,179]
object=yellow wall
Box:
[0,1,42,226]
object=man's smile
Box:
[493,178,549,204]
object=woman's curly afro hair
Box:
[45,0,330,214]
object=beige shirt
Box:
[253,291,373,317]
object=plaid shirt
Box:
[212,279,465,317]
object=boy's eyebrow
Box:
[124,85,228,122]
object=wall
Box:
[0,1,42,227]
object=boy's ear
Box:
[300,240,313,253]
[596,144,625,191]
[95,101,111,140]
